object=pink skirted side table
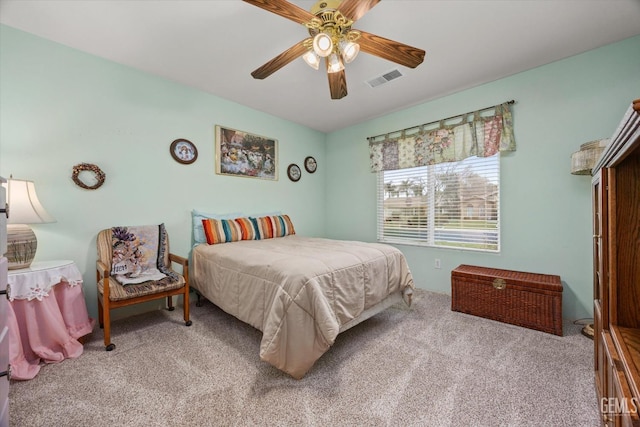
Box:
[7,260,95,380]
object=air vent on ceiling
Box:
[365,69,404,88]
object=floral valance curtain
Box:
[369,102,516,172]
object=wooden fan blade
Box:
[358,30,425,68]
[243,0,316,25]
[251,38,311,79]
[338,0,380,22]
[326,63,348,100]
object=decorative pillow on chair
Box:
[110,224,175,285]
[202,218,242,245]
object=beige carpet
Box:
[9,289,599,426]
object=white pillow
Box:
[192,209,242,244]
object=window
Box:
[377,154,500,252]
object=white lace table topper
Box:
[7,260,83,301]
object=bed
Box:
[191,234,415,379]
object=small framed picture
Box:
[304,156,317,173]
[287,164,301,182]
[170,139,198,165]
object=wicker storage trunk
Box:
[451,264,563,336]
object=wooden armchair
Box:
[95,224,191,351]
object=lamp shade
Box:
[4,178,55,224]
[327,53,344,73]
[2,178,55,269]
[302,50,320,70]
[312,33,333,58]
[339,40,360,63]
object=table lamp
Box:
[2,177,56,270]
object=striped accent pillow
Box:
[202,218,241,245]
[249,217,262,240]
[270,214,296,237]
[235,217,256,240]
[251,215,295,239]
[252,216,274,239]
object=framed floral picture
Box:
[215,125,278,180]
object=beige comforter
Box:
[191,235,414,379]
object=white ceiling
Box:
[1,0,639,133]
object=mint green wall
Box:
[325,35,640,321]
[0,26,326,319]
[2,23,639,324]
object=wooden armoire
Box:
[592,99,640,426]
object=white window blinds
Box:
[377,154,500,252]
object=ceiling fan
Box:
[243,0,426,100]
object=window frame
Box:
[376,154,501,253]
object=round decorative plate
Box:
[304,156,317,173]
[170,139,198,164]
[287,164,301,182]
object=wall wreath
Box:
[72,163,106,190]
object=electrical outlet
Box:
[435,259,441,269]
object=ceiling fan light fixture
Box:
[312,32,333,57]
[327,53,344,73]
[339,40,360,63]
[244,0,425,100]
[302,50,320,70]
